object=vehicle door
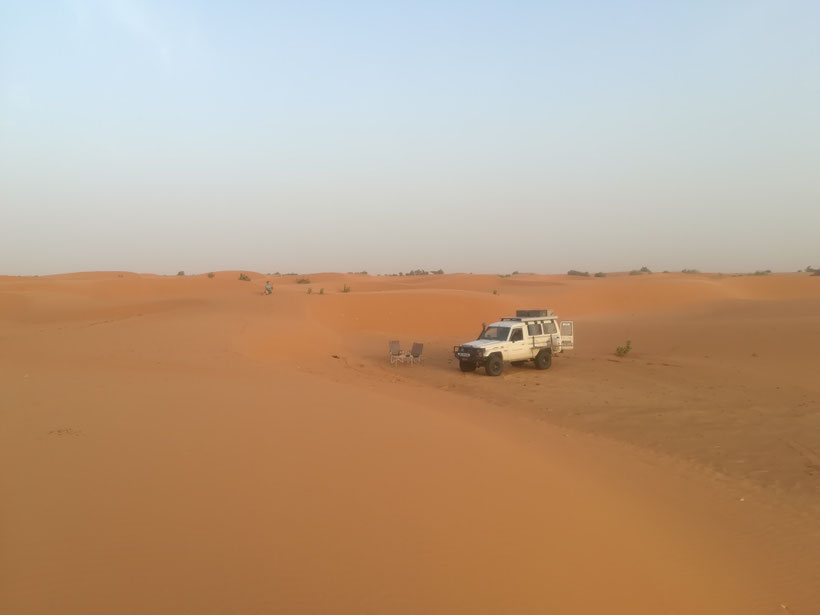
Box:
[508,327,529,360]
[527,321,544,356]
[560,321,574,349]
[544,319,561,350]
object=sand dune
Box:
[2,271,819,613]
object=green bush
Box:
[640,266,652,273]
[629,270,642,275]
[492,289,498,295]
[319,288,324,294]
[752,270,771,276]
[615,340,632,357]
[594,272,606,278]
[177,271,185,276]
[681,269,699,274]
[296,278,311,284]
[238,273,251,281]
[207,272,215,278]
[307,287,312,294]
[342,284,351,293]
[567,270,590,277]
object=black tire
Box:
[485,354,504,377]
[459,360,477,372]
[534,349,552,370]
[511,361,527,367]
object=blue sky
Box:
[1,1,819,274]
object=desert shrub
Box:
[342,284,351,293]
[813,270,820,277]
[640,266,652,273]
[296,278,311,284]
[567,270,590,277]
[207,272,215,278]
[512,270,520,275]
[681,269,699,274]
[594,272,606,278]
[432,269,445,275]
[806,266,816,272]
[319,288,324,294]
[615,340,632,357]
[498,273,511,278]
[307,287,312,294]
[629,270,642,276]
[492,289,498,295]
[177,271,185,276]
[752,270,771,276]
[238,273,251,281]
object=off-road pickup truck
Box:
[453,309,574,376]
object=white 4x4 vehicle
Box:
[453,309,574,376]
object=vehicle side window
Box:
[527,323,542,336]
[510,328,524,342]
[545,321,557,334]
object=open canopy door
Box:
[560,321,574,349]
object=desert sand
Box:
[1,270,819,614]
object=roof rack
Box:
[516,309,553,317]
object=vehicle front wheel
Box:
[534,349,552,370]
[459,360,477,372]
[485,355,504,377]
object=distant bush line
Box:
[385,269,445,276]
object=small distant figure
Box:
[263,281,273,296]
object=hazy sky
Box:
[2,1,818,275]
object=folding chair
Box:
[407,342,424,366]
[388,340,405,365]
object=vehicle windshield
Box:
[479,326,510,341]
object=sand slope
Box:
[2,271,819,613]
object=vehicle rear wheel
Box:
[534,349,552,370]
[485,354,504,377]
[459,360,477,372]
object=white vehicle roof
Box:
[489,316,557,327]
[486,309,557,328]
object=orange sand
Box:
[2,271,819,614]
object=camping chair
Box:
[407,342,424,366]
[389,340,405,365]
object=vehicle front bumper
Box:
[453,345,487,364]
